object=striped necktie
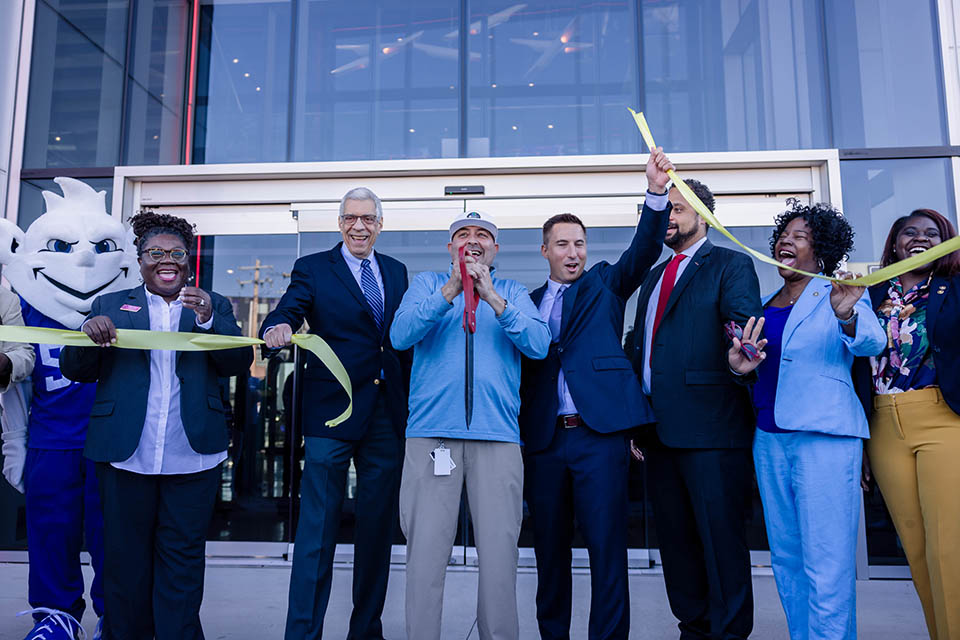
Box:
[360,258,384,333]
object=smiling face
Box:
[448,225,498,267]
[895,214,942,276]
[665,188,707,251]
[774,217,819,280]
[139,233,190,300]
[542,222,587,284]
[0,177,139,329]
[338,198,382,259]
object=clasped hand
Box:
[441,254,506,313]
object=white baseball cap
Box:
[449,210,498,240]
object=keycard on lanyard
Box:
[431,442,456,476]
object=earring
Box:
[817,258,825,273]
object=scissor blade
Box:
[465,331,474,428]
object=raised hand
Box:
[646,146,675,194]
[830,271,864,322]
[727,316,767,374]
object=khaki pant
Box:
[868,387,960,640]
[399,437,523,640]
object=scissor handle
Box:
[458,245,477,333]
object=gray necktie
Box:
[549,285,568,342]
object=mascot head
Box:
[0,177,140,329]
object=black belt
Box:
[556,414,584,428]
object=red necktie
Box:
[650,254,687,360]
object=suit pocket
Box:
[684,370,730,385]
[207,395,225,412]
[592,356,632,371]
[90,400,115,417]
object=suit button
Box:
[558,347,564,353]
[380,346,384,352]
[933,345,941,353]
[374,379,381,385]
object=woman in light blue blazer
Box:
[740,200,886,640]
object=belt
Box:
[557,414,584,428]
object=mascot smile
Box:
[0,177,139,329]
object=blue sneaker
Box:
[17,608,86,640]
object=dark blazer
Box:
[629,239,762,448]
[60,286,254,463]
[854,274,960,418]
[258,243,410,440]
[519,202,668,453]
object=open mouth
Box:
[33,267,128,300]
[777,249,797,267]
[156,268,180,283]
[349,233,370,244]
[563,261,580,274]
[908,245,928,255]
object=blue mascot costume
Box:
[0,177,140,640]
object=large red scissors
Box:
[458,244,478,427]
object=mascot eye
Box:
[93,239,119,253]
[45,239,74,253]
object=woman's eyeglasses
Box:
[141,247,188,263]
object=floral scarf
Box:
[871,276,937,394]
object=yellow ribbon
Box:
[629,108,960,287]
[0,326,352,427]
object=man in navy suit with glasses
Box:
[260,187,410,640]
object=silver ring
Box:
[199,300,205,306]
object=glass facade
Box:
[8,0,960,569]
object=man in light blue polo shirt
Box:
[391,210,550,640]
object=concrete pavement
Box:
[0,562,927,639]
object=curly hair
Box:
[879,208,960,277]
[128,210,196,253]
[769,198,855,277]
[679,178,715,213]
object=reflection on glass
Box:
[641,0,830,152]
[840,158,956,264]
[200,234,297,542]
[193,0,292,164]
[467,0,640,156]
[24,0,130,168]
[824,0,947,148]
[291,0,459,161]
[123,0,188,165]
[18,178,113,231]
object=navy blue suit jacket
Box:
[629,239,762,449]
[519,202,669,453]
[259,243,410,440]
[854,274,960,417]
[60,286,254,462]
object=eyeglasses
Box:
[141,247,188,263]
[340,214,379,227]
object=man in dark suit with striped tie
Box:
[260,187,410,640]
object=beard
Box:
[664,225,699,250]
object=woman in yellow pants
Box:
[864,208,960,640]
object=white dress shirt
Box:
[112,286,225,475]
[537,279,578,416]
[641,193,708,395]
[340,244,385,302]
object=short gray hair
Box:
[339,187,383,220]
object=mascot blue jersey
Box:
[21,299,96,449]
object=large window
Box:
[840,158,956,264]
[466,0,641,157]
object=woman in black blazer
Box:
[863,208,960,640]
[61,212,252,640]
